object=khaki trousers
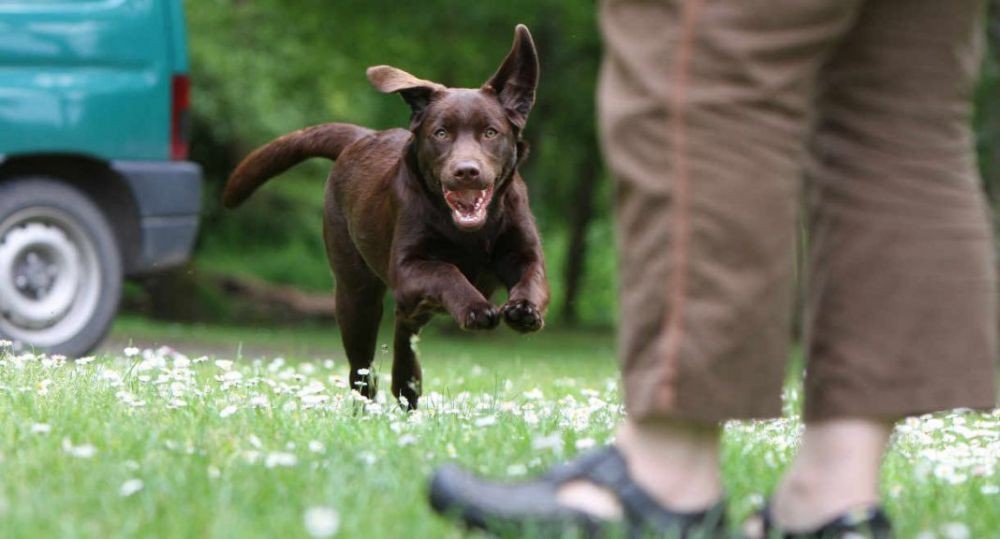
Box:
[599,0,998,422]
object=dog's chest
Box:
[430,236,496,279]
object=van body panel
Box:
[0,0,173,160]
[0,0,202,274]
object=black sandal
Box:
[428,445,729,538]
[743,502,892,539]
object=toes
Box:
[462,303,500,330]
[503,300,543,332]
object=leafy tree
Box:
[180,0,998,327]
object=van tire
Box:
[0,177,122,357]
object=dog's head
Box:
[367,25,538,231]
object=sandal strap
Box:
[758,502,893,538]
[548,446,728,535]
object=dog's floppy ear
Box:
[484,24,539,130]
[367,65,445,125]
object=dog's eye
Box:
[433,128,449,140]
[484,127,499,139]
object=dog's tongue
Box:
[447,189,481,206]
[443,186,493,230]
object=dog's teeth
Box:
[445,186,492,228]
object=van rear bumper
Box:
[111,160,202,275]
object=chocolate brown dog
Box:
[223,25,549,409]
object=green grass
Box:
[1,321,997,538]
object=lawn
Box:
[0,318,997,538]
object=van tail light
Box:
[170,75,190,161]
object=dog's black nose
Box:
[453,162,481,181]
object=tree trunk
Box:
[560,151,601,324]
[986,0,1000,206]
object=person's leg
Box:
[558,0,862,518]
[559,420,722,517]
[772,0,997,531]
[771,420,892,530]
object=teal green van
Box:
[0,0,202,355]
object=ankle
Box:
[772,418,891,530]
[616,419,723,511]
[772,473,880,531]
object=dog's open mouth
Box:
[443,185,494,230]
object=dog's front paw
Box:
[460,302,500,331]
[501,299,543,333]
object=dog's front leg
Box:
[393,259,500,330]
[491,185,549,332]
[496,249,548,333]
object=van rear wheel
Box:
[0,177,122,357]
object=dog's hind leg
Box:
[336,280,385,401]
[328,226,386,402]
[392,313,430,410]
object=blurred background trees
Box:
[133,0,999,328]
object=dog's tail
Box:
[222,123,373,208]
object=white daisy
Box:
[303,506,340,538]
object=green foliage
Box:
[184,0,613,322]
[197,177,332,292]
[184,0,999,325]
[541,219,619,326]
[975,16,1000,209]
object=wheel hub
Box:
[15,250,60,299]
[0,221,82,329]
